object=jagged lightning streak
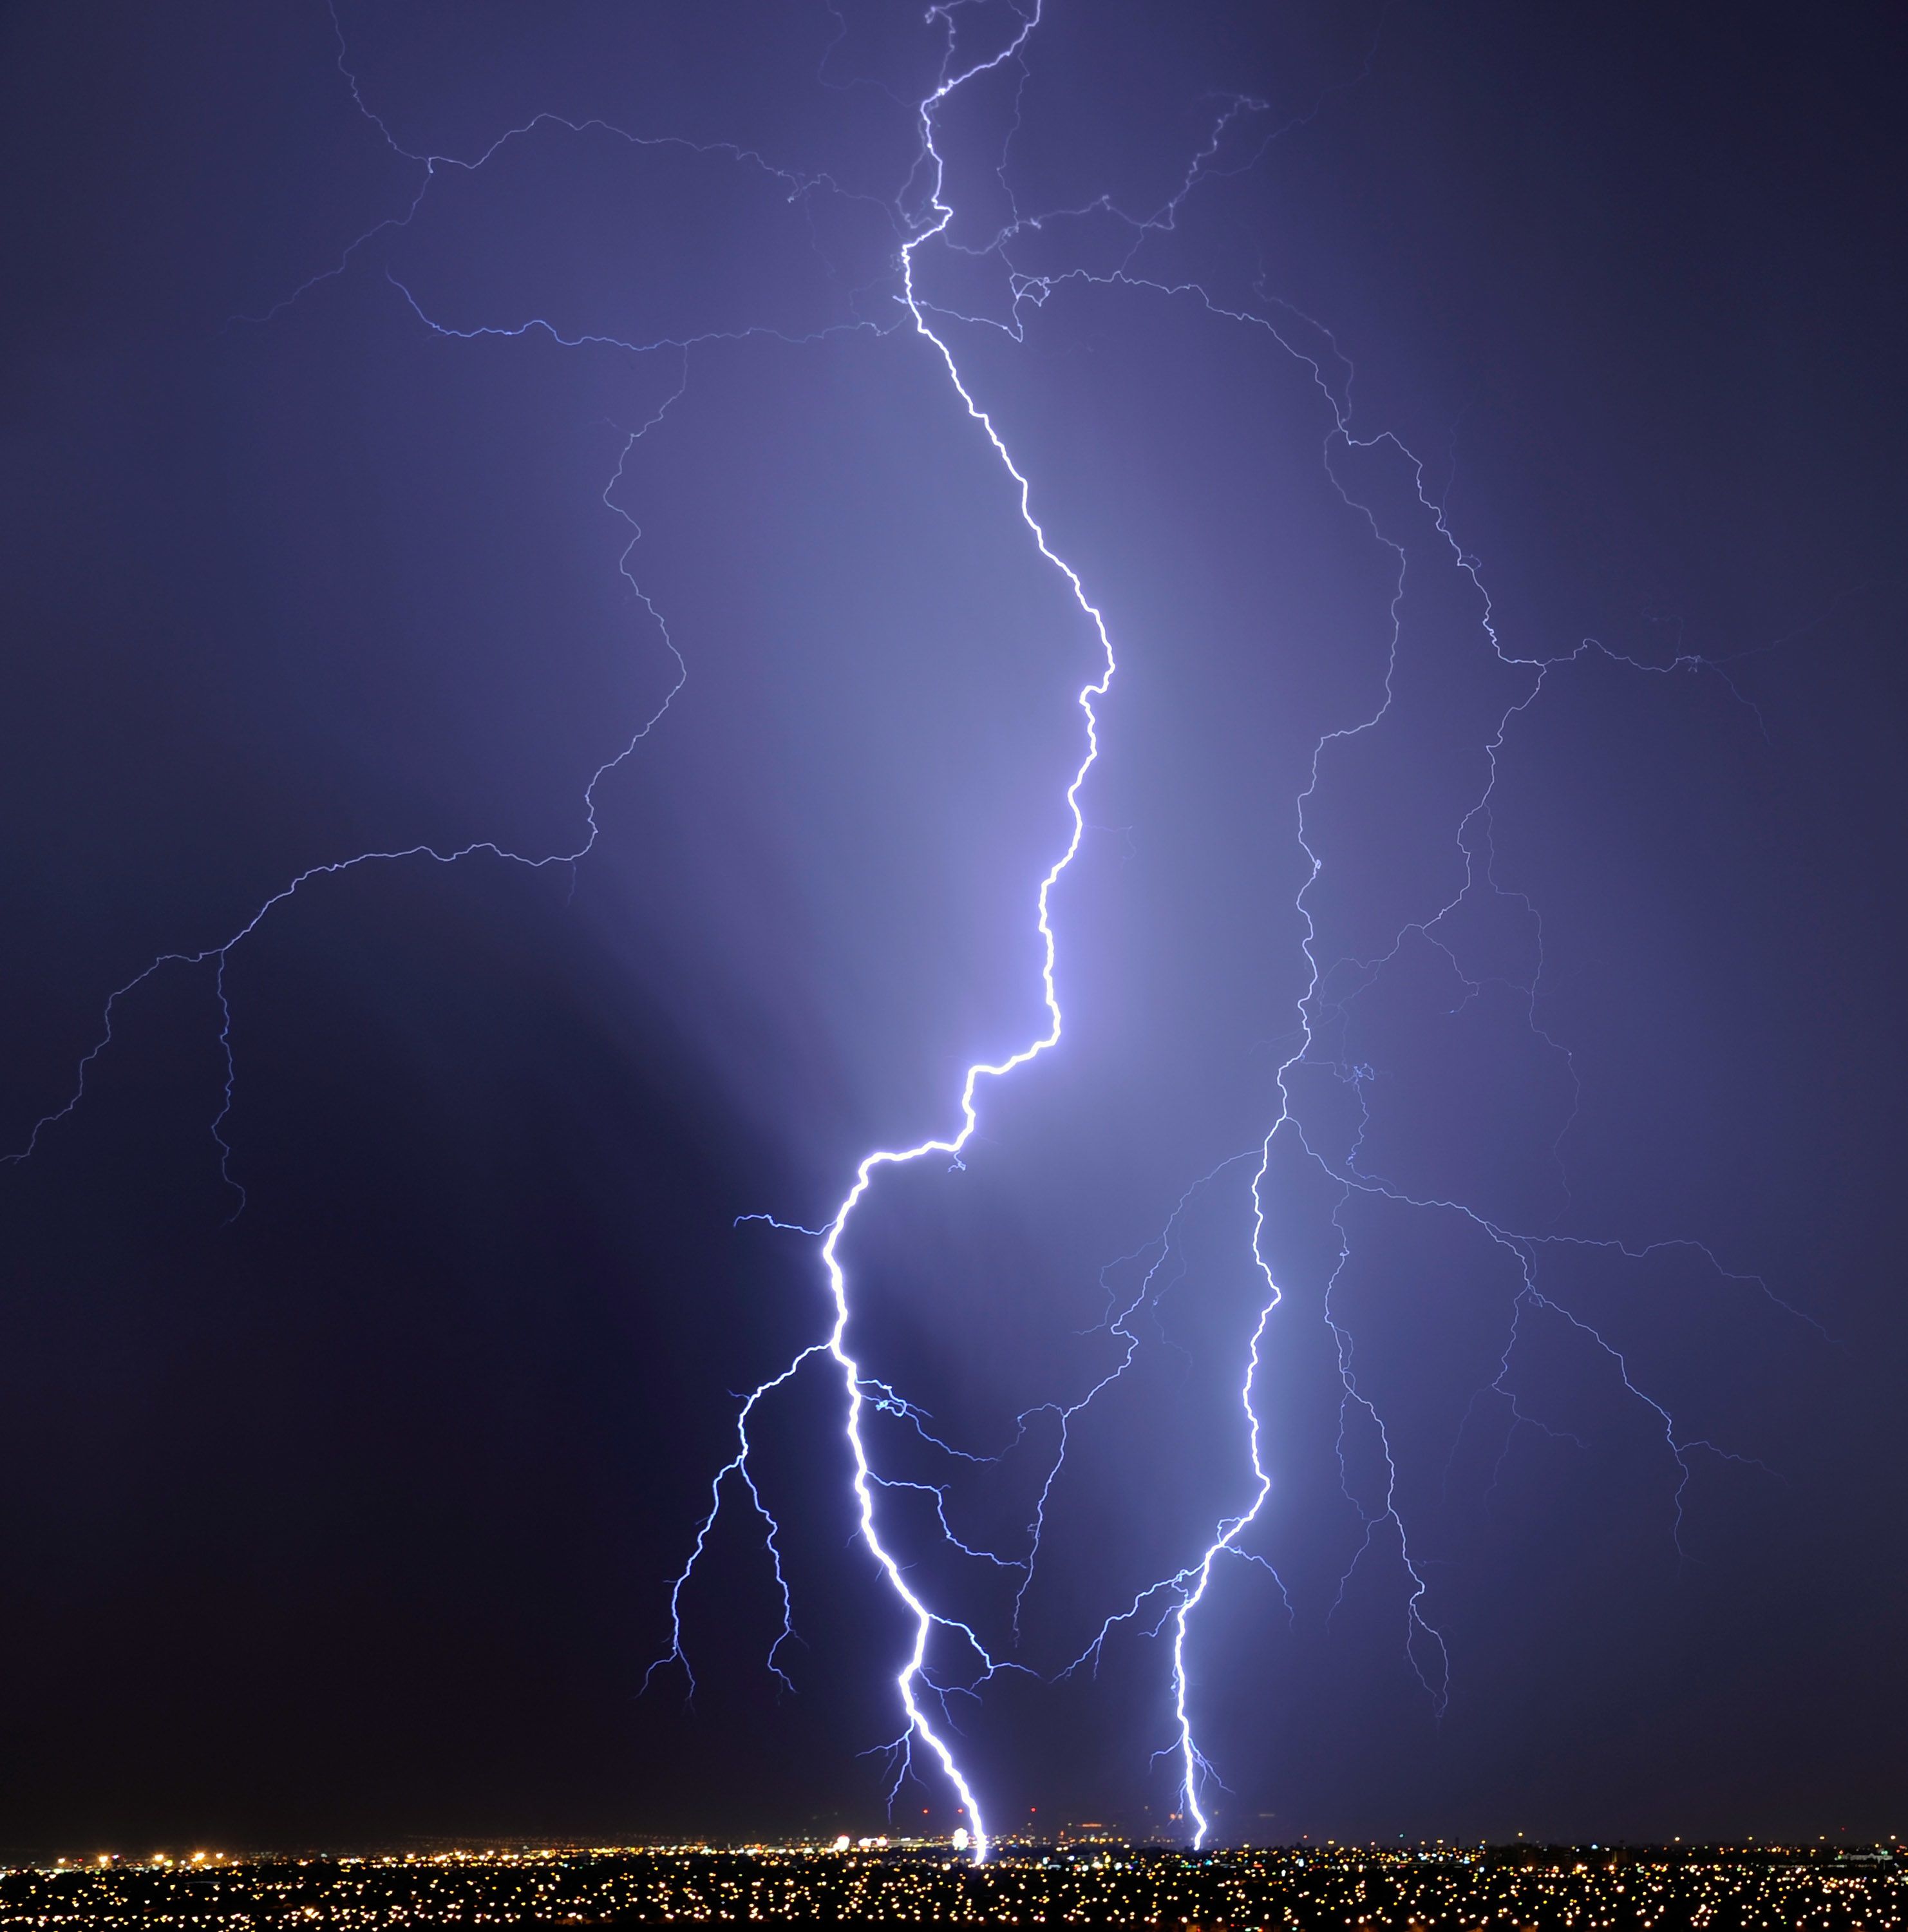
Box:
[5,369,691,1204]
[1053,1150,1292,1847]
[660,2,1119,1861]
[650,1343,826,1700]
[244,0,894,334]
[1122,476,1786,1841]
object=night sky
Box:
[3,0,1904,1859]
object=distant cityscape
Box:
[0,1839,1899,1926]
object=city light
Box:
[3,1841,1900,1924]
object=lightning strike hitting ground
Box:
[659,5,1119,1857]
[6,0,1821,1863]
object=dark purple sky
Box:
[2,0,1903,1857]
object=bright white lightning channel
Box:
[711,5,1113,1862]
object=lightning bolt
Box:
[656,2,1119,1861]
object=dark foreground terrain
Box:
[0,1842,1898,1926]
